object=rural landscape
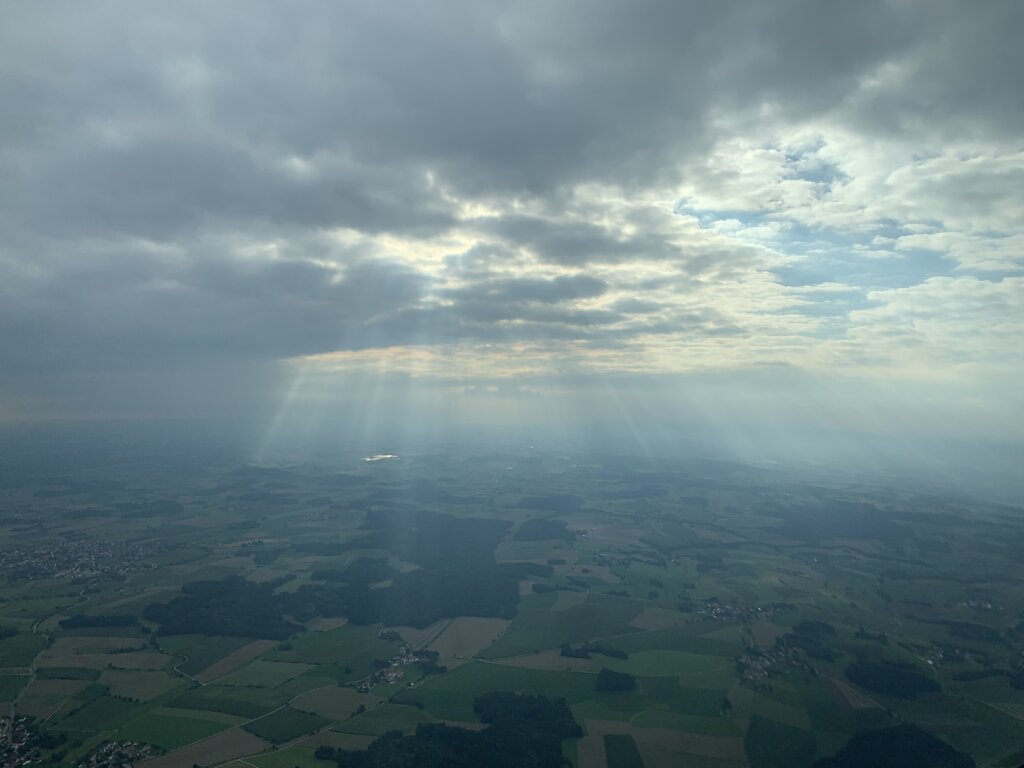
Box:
[3,1,1023,766]
[1,441,1023,768]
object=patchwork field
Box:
[426,616,511,667]
[219,659,314,687]
[137,727,272,768]
[118,710,231,751]
[582,718,747,767]
[243,706,330,743]
[2,452,1023,767]
[292,685,381,721]
[195,638,278,682]
[99,668,181,700]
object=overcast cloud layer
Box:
[1,1,1022,456]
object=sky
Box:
[1,2,1022,482]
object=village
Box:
[0,538,165,583]
[355,646,443,693]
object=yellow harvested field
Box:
[629,607,686,631]
[15,679,86,720]
[138,727,271,768]
[576,731,606,768]
[427,617,511,668]
[391,619,450,650]
[195,639,277,684]
[751,622,785,648]
[823,675,881,710]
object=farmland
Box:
[0,449,1021,766]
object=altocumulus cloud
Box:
[0,0,1021,432]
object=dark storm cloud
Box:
[442,274,608,305]
[469,215,685,266]
[1,241,429,368]
[840,1,1024,138]
[356,304,701,348]
[0,0,1020,414]
[6,0,995,243]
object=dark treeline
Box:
[595,668,636,692]
[316,692,582,768]
[144,577,302,639]
[844,660,941,699]
[59,614,137,630]
[779,620,838,661]
[147,511,537,635]
[814,725,975,768]
[561,642,628,660]
[145,569,520,637]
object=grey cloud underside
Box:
[2,240,718,370]
[1,0,1021,380]
[2,248,426,367]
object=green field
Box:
[395,661,603,721]
[167,686,282,719]
[481,592,644,658]
[0,632,48,667]
[0,451,1020,767]
[335,703,434,735]
[243,706,330,743]
[101,668,181,700]
[0,674,28,701]
[168,635,254,677]
[293,685,380,721]
[35,666,102,681]
[267,624,400,673]
[220,660,313,688]
[54,695,137,731]
[744,715,817,768]
[118,711,230,750]
[601,650,737,689]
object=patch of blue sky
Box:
[765,221,865,254]
[677,202,958,290]
[774,247,957,290]
[673,202,768,228]
[788,161,848,186]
